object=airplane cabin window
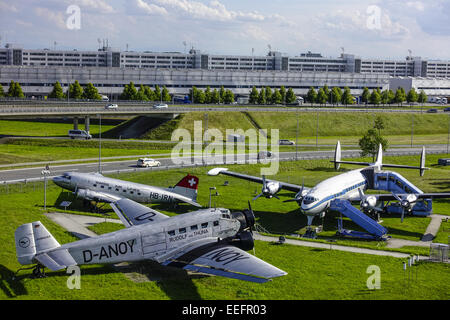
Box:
[179,228,186,234]
[201,222,208,228]
[190,225,198,231]
[168,230,175,236]
[213,221,219,226]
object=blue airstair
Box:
[330,199,388,240]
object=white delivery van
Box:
[68,130,92,140]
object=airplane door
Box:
[140,227,167,257]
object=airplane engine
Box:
[360,195,379,212]
[76,189,103,202]
[227,230,254,251]
[232,209,255,231]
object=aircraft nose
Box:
[52,176,63,185]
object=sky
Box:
[1,0,450,60]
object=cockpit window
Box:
[303,196,318,205]
[62,174,71,180]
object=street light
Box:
[98,113,102,173]
[41,166,51,210]
[209,187,218,208]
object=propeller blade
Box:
[283,198,300,203]
[273,195,280,200]
[401,210,405,223]
[248,200,253,213]
[252,193,263,201]
[358,188,364,199]
[392,192,402,202]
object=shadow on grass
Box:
[0,265,28,298]
[305,167,348,173]
[9,262,203,300]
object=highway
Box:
[1,146,445,184]
[0,102,448,118]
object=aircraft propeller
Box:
[392,193,417,223]
[253,175,280,201]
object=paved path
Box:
[253,233,427,259]
[421,215,450,242]
[45,212,121,239]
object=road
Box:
[1,146,445,184]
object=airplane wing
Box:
[208,168,307,193]
[75,188,122,203]
[159,238,287,283]
[364,193,450,201]
[110,198,169,228]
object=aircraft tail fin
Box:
[330,141,371,170]
[15,221,77,271]
[331,141,429,176]
[381,146,429,176]
[170,174,199,201]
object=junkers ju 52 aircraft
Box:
[15,199,287,283]
[208,141,450,240]
[53,171,201,207]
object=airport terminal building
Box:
[1,43,450,99]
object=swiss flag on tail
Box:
[175,175,199,190]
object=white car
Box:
[105,103,118,109]
[137,158,161,167]
[153,103,168,109]
[279,139,295,145]
[68,130,92,140]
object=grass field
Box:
[0,154,449,300]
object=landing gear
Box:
[32,264,46,278]
[302,215,318,239]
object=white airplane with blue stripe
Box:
[209,141,450,238]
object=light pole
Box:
[296,107,299,160]
[98,113,102,173]
[209,187,218,208]
[41,166,50,210]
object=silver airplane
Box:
[208,142,450,238]
[15,198,287,283]
[53,171,201,207]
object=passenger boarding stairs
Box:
[373,171,432,216]
[329,170,431,240]
[330,199,388,240]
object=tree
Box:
[286,88,296,104]
[161,86,171,102]
[48,81,64,99]
[370,89,381,106]
[271,89,282,104]
[83,83,102,100]
[406,88,418,105]
[249,86,259,104]
[120,82,136,100]
[418,90,427,105]
[154,85,161,101]
[316,88,328,105]
[306,87,317,105]
[189,86,198,103]
[323,85,330,103]
[373,115,385,135]
[211,89,220,104]
[265,87,273,104]
[204,86,212,104]
[380,90,390,105]
[144,86,155,101]
[0,84,4,97]
[8,81,25,98]
[394,88,406,106]
[223,90,234,104]
[67,80,84,100]
[257,88,266,105]
[219,86,226,103]
[330,87,342,105]
[359,128,389,162]
[362,87,370,105]
[387,90,395,104]
[280,86,287,104]
[341,87,354,105]
[195,89,205,104]
[136,85,149,101]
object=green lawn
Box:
[0,119,117,137]
[1,155,449,300]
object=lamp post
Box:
[98,113,102,173]
[41,166,50,210]
[209,187,218,208]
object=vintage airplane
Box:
[208,142,450,239]
[15,198,287,283]
[52,171,201,207]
